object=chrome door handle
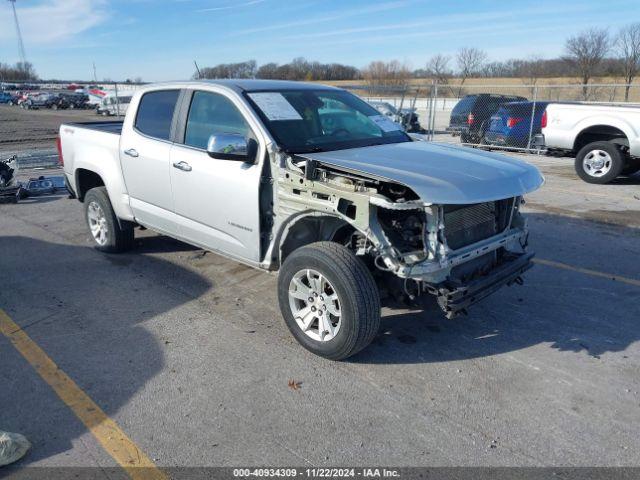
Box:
[124,148,138,158]
[172,161,192,172]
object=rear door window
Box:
[134,90,180,141]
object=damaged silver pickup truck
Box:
[59,80,543,360]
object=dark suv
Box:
[447,94,527,144]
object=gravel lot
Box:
[0,104,120,156]
[1,116,639,473]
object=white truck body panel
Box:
[542,103,640,156]
[60,124,134,222]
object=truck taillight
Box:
[467,113,475,125]
[541,110,548,129]
[56,137,64,166]
[506,117,523,128]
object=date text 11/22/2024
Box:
[232,468,400,477]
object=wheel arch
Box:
[573,121,631,153]
[75,168,105,201]
[276,212,358,268]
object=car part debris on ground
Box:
[0,155,21,203]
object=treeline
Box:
[0,62,37,81]
[194,23,640,98]
[195,57,359,81]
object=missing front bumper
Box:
[434,252,534,319]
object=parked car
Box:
[484,101,549,149]
[63,92,90,109]
[14,92,29,107]
[22,92,53,110]
[59,80,542,360]
[97,95,132,116]
[447,94,527,144]
[47,92,90,110]
[536,102,640,184]
[368,100,423,133]
[0,91,14,104]
[7,93,22,105]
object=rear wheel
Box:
[575,141,625,184]
[277,242,380,360]
[84,187,134,253]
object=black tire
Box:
[575,141,625,184]
[84,186,134,253]
[460,132,473,144]
[621,158,640,176]
[277,242,381,360]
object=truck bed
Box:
[66,121,124,135]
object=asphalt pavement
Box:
[1,157,639,474]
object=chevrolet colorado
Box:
[59,80,543,360]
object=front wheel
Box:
[575,141,625,184]
[84,187,134,253]
[277,242,381,360]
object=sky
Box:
[0,0,638,81]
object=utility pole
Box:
[8,0,27,65]
[93,62,98,82]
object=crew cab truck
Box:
[59,80,543,360]
[537,102,640,184]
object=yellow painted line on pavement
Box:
[0,309,167,480]
[534,258,640,287]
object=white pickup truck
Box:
[538,102,640,183]
[59,80,543,360]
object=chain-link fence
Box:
[344,82,640,154]
[2,79,640,168]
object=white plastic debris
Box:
[0,431,30,466]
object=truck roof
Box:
[155,79,340,92]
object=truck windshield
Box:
[245,89,411,154]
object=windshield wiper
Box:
[284,146,325,154]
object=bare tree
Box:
[616,22,640,101]
[362,60,411,91]
[426,54,451,83]
[0,61,37,81]
[519,55,545,85]
[456,47,487,96]
[564,28,610,99]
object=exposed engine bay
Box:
[269,151,533,318]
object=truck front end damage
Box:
[370,196,533,318]
[273,150,536,318]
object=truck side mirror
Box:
[206,134,257,163]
